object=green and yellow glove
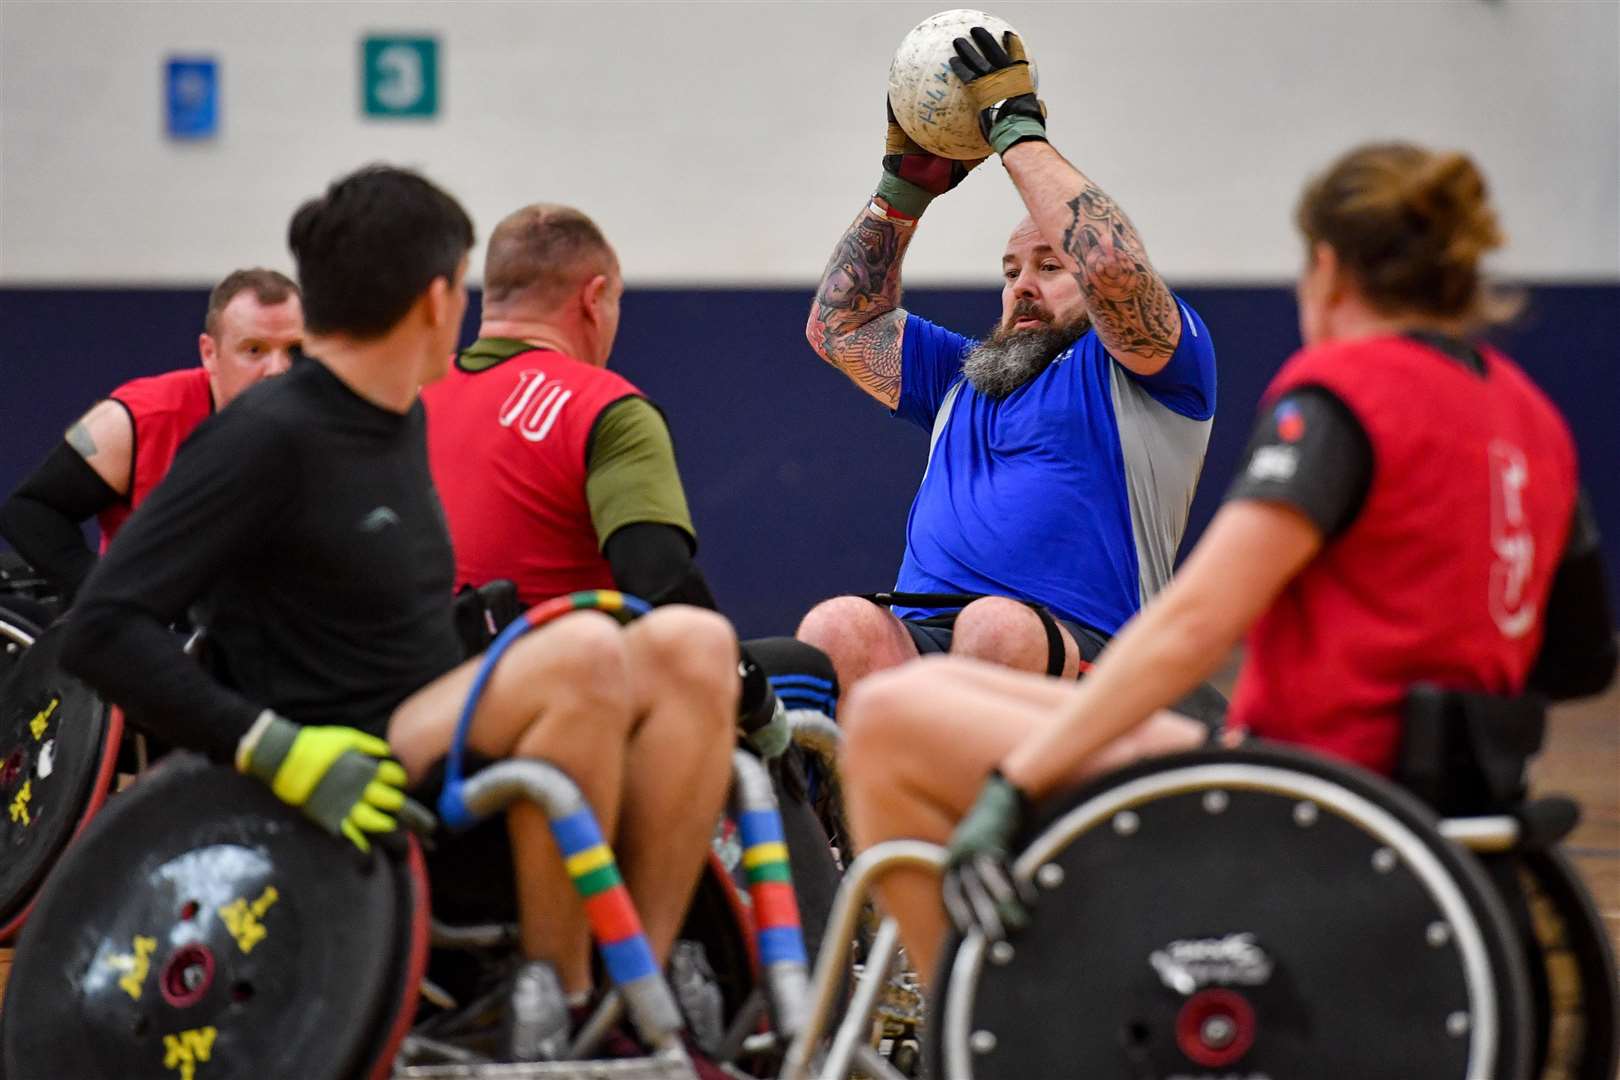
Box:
[948,28,1048,156]
[876,100,984,219]
[236,710,429,855]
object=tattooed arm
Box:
[1001,141,1181,375]
[65,398,136,497]
[804,202,919,409]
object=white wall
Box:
[1,0,1615,286]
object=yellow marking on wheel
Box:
[29,698,58,741]
[8,781,31,827]
[219,885,279,954]
[162,1026,217,1080]
[105,935,158,1001]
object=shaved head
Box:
[1007,215,1042,249]
[483,204,617,314]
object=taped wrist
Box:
[989,115,1048,155]
[874,172,933,219]
[952,768,1032,857]
[237,710,294,779]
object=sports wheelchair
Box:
[0,592,835,1080]
[783,688,1618,1080]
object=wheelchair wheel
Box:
[929,744,1535,1080]
[1519,849,1618,1080]
[0,621,122,941]
[2,752,427,1080]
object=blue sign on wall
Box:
[362,36,439,118]
[165,57,218,139]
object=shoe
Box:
[504,960,570,1061]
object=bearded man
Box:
[798,85,1217,693]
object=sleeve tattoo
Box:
[1060,186,1180,366]
[807,209,911,404]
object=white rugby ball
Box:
[887,9,1035,161]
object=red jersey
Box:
[423,346,642,605]
[1228,337,1577,774]
[97,367,215,547]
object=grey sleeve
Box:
[1108,363,1214,603]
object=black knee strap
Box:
[863,591,1066,677]
[1025,603,1066,677]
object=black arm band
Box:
[604,521,717,610]
[0,441,121,597]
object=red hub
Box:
[159,943,217,1008]
[1,747,25,786]
[1175,988,1256,1068]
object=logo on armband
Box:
[1149,932,1274,993]
[1245,445,1298,483]
[1274,401,1306,443]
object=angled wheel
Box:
[0,621,121,940]
[2,753,426,1080]
[930,744,1535,1080]
[1518,848,1618,1080]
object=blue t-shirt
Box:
[892,298,1217,634]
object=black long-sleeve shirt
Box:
[62,354,463,759]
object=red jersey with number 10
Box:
[1228,336,1577,774]
[96,367,215,549]
[423,348,641,605]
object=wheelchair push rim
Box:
[932,744,1536,1080]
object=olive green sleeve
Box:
[585,397,696,551]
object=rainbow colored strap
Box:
[437,590,649,830]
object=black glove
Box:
[948,27,1048,155]
[941,770,1039,942]
[876,100,984,218]
[737,645,791,760]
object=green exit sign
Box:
[362,35,439,118]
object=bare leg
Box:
[390,610,636,993]
[613,606,740,962]
[949,596,1083,677]
[840,657,1205,983]
[796,596,919,705]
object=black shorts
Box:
[410,752,519,925]
[900,609,1110,672]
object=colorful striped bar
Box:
[552,808,659,986]
[736,809,808,968]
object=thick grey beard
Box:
[962,321,1087,399]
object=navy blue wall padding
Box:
[2,285,1616,636]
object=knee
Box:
[629,606,740,719]
[796,596,903,683]
[523,610,634,717]
[951,597,1044,670]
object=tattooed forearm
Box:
[65,421,98,459]
[805,206,915,406]
[1059,184,1180,367]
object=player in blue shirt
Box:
[799,31,1216,702]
